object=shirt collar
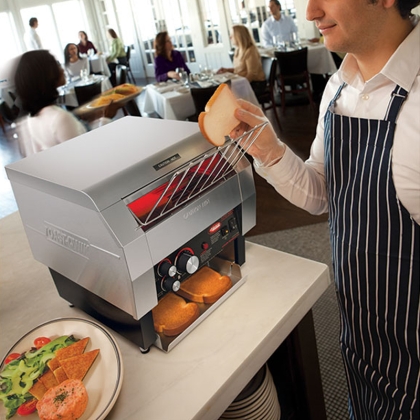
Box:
[339,14,419,92]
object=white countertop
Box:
[0,211,330,420]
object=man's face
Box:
[306,0,385,55]
[268,1,281,17]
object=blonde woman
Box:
[217,25,265,95]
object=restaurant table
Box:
[141,73,260,120]
[1,211,330,420]
[57,74,112,108]
[259,42,338,75]
[89,54,111,78]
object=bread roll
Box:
[152,292,200,336]
[177,266,232,304]
[198,83,239,147]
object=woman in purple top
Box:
[154,31,190,82]
[77,31,98,55]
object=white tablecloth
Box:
[58,75,112,108]
[259,43,337,75]
[141,74,259,121]
[89,55,111,77]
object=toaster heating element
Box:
[6,117,266,352]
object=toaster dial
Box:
[158,261,177,278]
[162,278,181,293]
[178,253,199,274]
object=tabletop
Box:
[141,73,260,121]
[259,41,337,75]
[0,211,330,420]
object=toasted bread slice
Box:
[177,266,232,304]
[29,379,48,400]
[152,292,200,336]
[53,366,69,384]
[47,358,61,371]
[60,349,100,381]
[38,369,59,390]
[55,337,89,362]
[198,83,239,146]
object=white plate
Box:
[0,317,123,420]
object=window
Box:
[0,12,21,61]
[227,0,296,44]
[199,0,222,45]
[20,1,89,63]
[132,0,196,66]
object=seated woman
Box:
[106,28,127,86]
[77,31,98,55]
[14,50,116,156]
[64,43,89,78]
[154,31,190,82]
[217,25,266,96]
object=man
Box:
[261,0,298,47]
[25,17,42,51]
[232,0,419,418]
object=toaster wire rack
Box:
[128,121,268,227]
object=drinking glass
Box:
[180,70,189,86]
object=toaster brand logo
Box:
[183,199,210,219]
[45,223,89,256]
[153,154,181,171]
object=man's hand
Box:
[230,99,286,166]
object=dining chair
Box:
[255,56,282,130]
[125,46,136,84]
[115,65,142,117]
[274,47,315,115]
[74,80,102,106]
[189,84,219,122]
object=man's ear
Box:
[380,0,397,10]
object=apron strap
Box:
[327,82,347,112]
[384,85,408,123]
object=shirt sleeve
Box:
[154,56,169,82]
[261,22,273,47]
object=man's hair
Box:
[29,17,38,27]
[397,0,420,18]
[270,0,281,6]
[15,50,61,116]
[370,0,420,18]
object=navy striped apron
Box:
[324,83,420,419]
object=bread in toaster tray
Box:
[198,83,240,147]
[152,292,200,336]
[176,266,233,304]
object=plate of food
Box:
[75,83,142,114]
[0,318,123,420]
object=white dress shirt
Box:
[256,15,420,224]
[261,14,298,47]
[25,27,42,50]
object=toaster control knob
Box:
[159,261,177,278]
[163,278,181,293]
[178,253,199,274]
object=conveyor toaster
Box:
[6,116,266,352]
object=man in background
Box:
[25,17,42,51]
[261,0,298,47]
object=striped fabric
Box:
[324,84,420,420]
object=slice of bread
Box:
[59,349,100,381]
[152,292,200,336]
[177,266,232,304]
[198,83,239,147]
